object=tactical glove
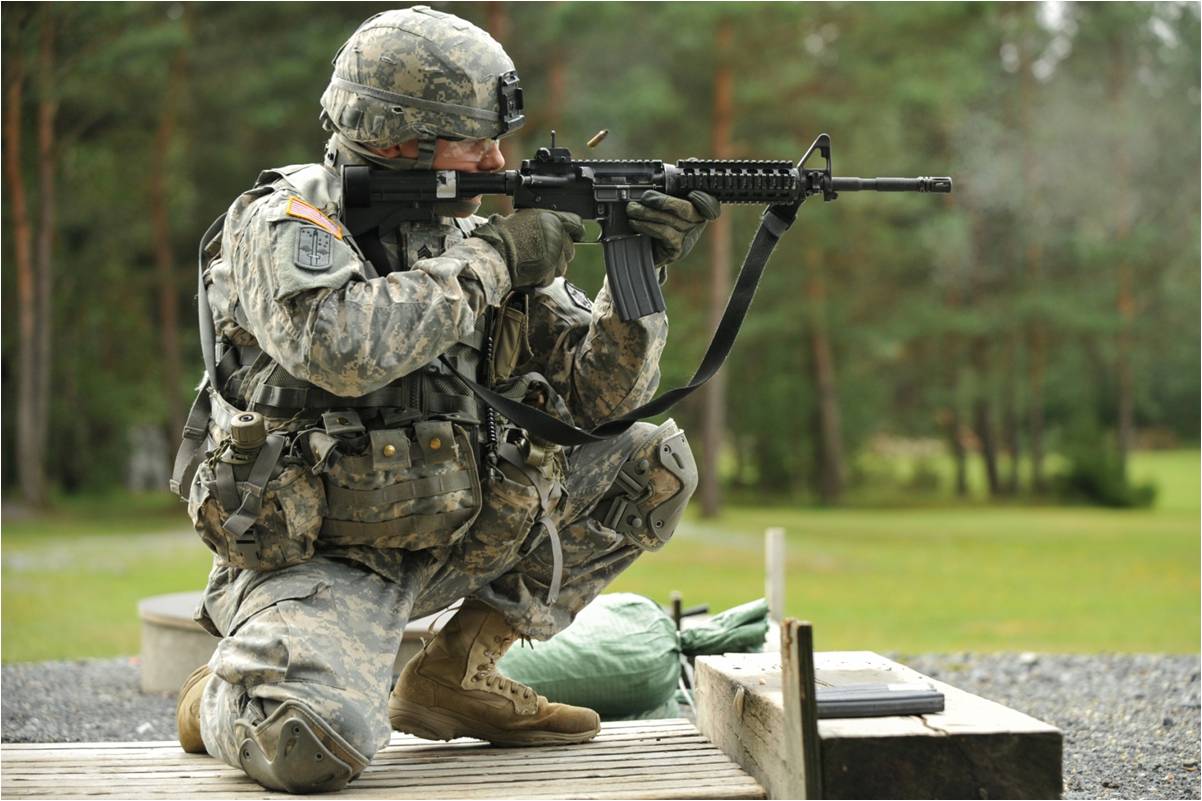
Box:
[626,190,721,267]
[473,209,586,290]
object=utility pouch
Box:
[454,451,546,575]
[188,441,328,572]
[318,422,481,551]
[490,294,530,384]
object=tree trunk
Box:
[1108,34,1134,476]
[33,14,57,504]
[1002,333,1021,495]
[1028,316,1047,493]
[949,407,969,498]
[805,249,845,505]
[5,54,45,508]
[699,17,734,518]
[152,41,188,442]
[1017,25,1047,494]
[971,340,1000,496]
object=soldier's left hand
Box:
[626,190,720,267]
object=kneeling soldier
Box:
[173,6,710,793]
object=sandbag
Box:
[498,593,680,717]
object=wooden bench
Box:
[1,719,765,799]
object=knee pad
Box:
[235,699,370,794]
[594,420,698,551]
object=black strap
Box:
[169,387,212,498]
[447,203,804,446]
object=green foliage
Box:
[1,2,1198,502]
[1053,418,1157,508]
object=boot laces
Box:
[475,634,534,700]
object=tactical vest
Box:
[172,163,552,585]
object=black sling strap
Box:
[445,199,806,446]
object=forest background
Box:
[2,2,1199,661]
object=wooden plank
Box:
[4,742,720,771]
[2,736,714,766]
[696,651,1062,800]
[780,618,822,798]
[1,720,765,801]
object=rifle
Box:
[341,132,952,322]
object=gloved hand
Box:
[473,209,586,290]
[626,190,720,267]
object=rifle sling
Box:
[445,200,805,446]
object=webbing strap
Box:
[444,202,804,446]
[219,434,287,539]
[319,513,457,545]
[498,443,562,605]
[329,76,501,124]
[170,212,228,500]
[169,387,212,498]
[251,384,417,411]
[324,470,473,517]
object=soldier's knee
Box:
[235,698,371,794]
[594,419,697,551]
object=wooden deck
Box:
[1,719,765,800]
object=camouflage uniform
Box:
[189,138,695,768]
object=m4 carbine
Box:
[341,132,952,321]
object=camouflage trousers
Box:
[197,420,692,770]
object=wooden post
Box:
[670,590,683,631]
[765,527,785,623]
[781,619,822,799]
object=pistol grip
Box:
[602,234,664,321]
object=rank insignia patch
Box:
[286,196,343,239]
[565,281,594,311]
[295,226,334,270]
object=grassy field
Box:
[2,450,1197,662]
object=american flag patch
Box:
[286,197,343,239]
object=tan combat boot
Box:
[389,600,601,746]
[176,664,212,754]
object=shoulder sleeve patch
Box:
[565,281,594,311]
[286,196,343,239]
[294,227,334,271]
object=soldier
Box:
[172,6,717,794]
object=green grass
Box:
[2,451,1198,662]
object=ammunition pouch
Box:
[318,418,483,551]
[454,429,559,579]
[188,434,327,573]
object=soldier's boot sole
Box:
[388,697,600,746]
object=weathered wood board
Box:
[695,651,1062,799]
[1,718,765,800]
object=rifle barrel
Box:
[831,176,952,193]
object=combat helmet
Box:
[320,6,524,168]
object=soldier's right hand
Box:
[472,209,585,290]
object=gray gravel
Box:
[3,653,1199,800]
[896,653,1201,801]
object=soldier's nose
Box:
[480,141,505,171]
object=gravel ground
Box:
[897,653,1201,801]
[3,653,1198,799]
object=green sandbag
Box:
[498,593,680,717]
[679,598,769,656]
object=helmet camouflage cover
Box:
[321,5,525,148]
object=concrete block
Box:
[138,591,453,694]
[695,651,1062,799]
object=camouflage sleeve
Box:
[228,190,511,396]
[521,278,668,430]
